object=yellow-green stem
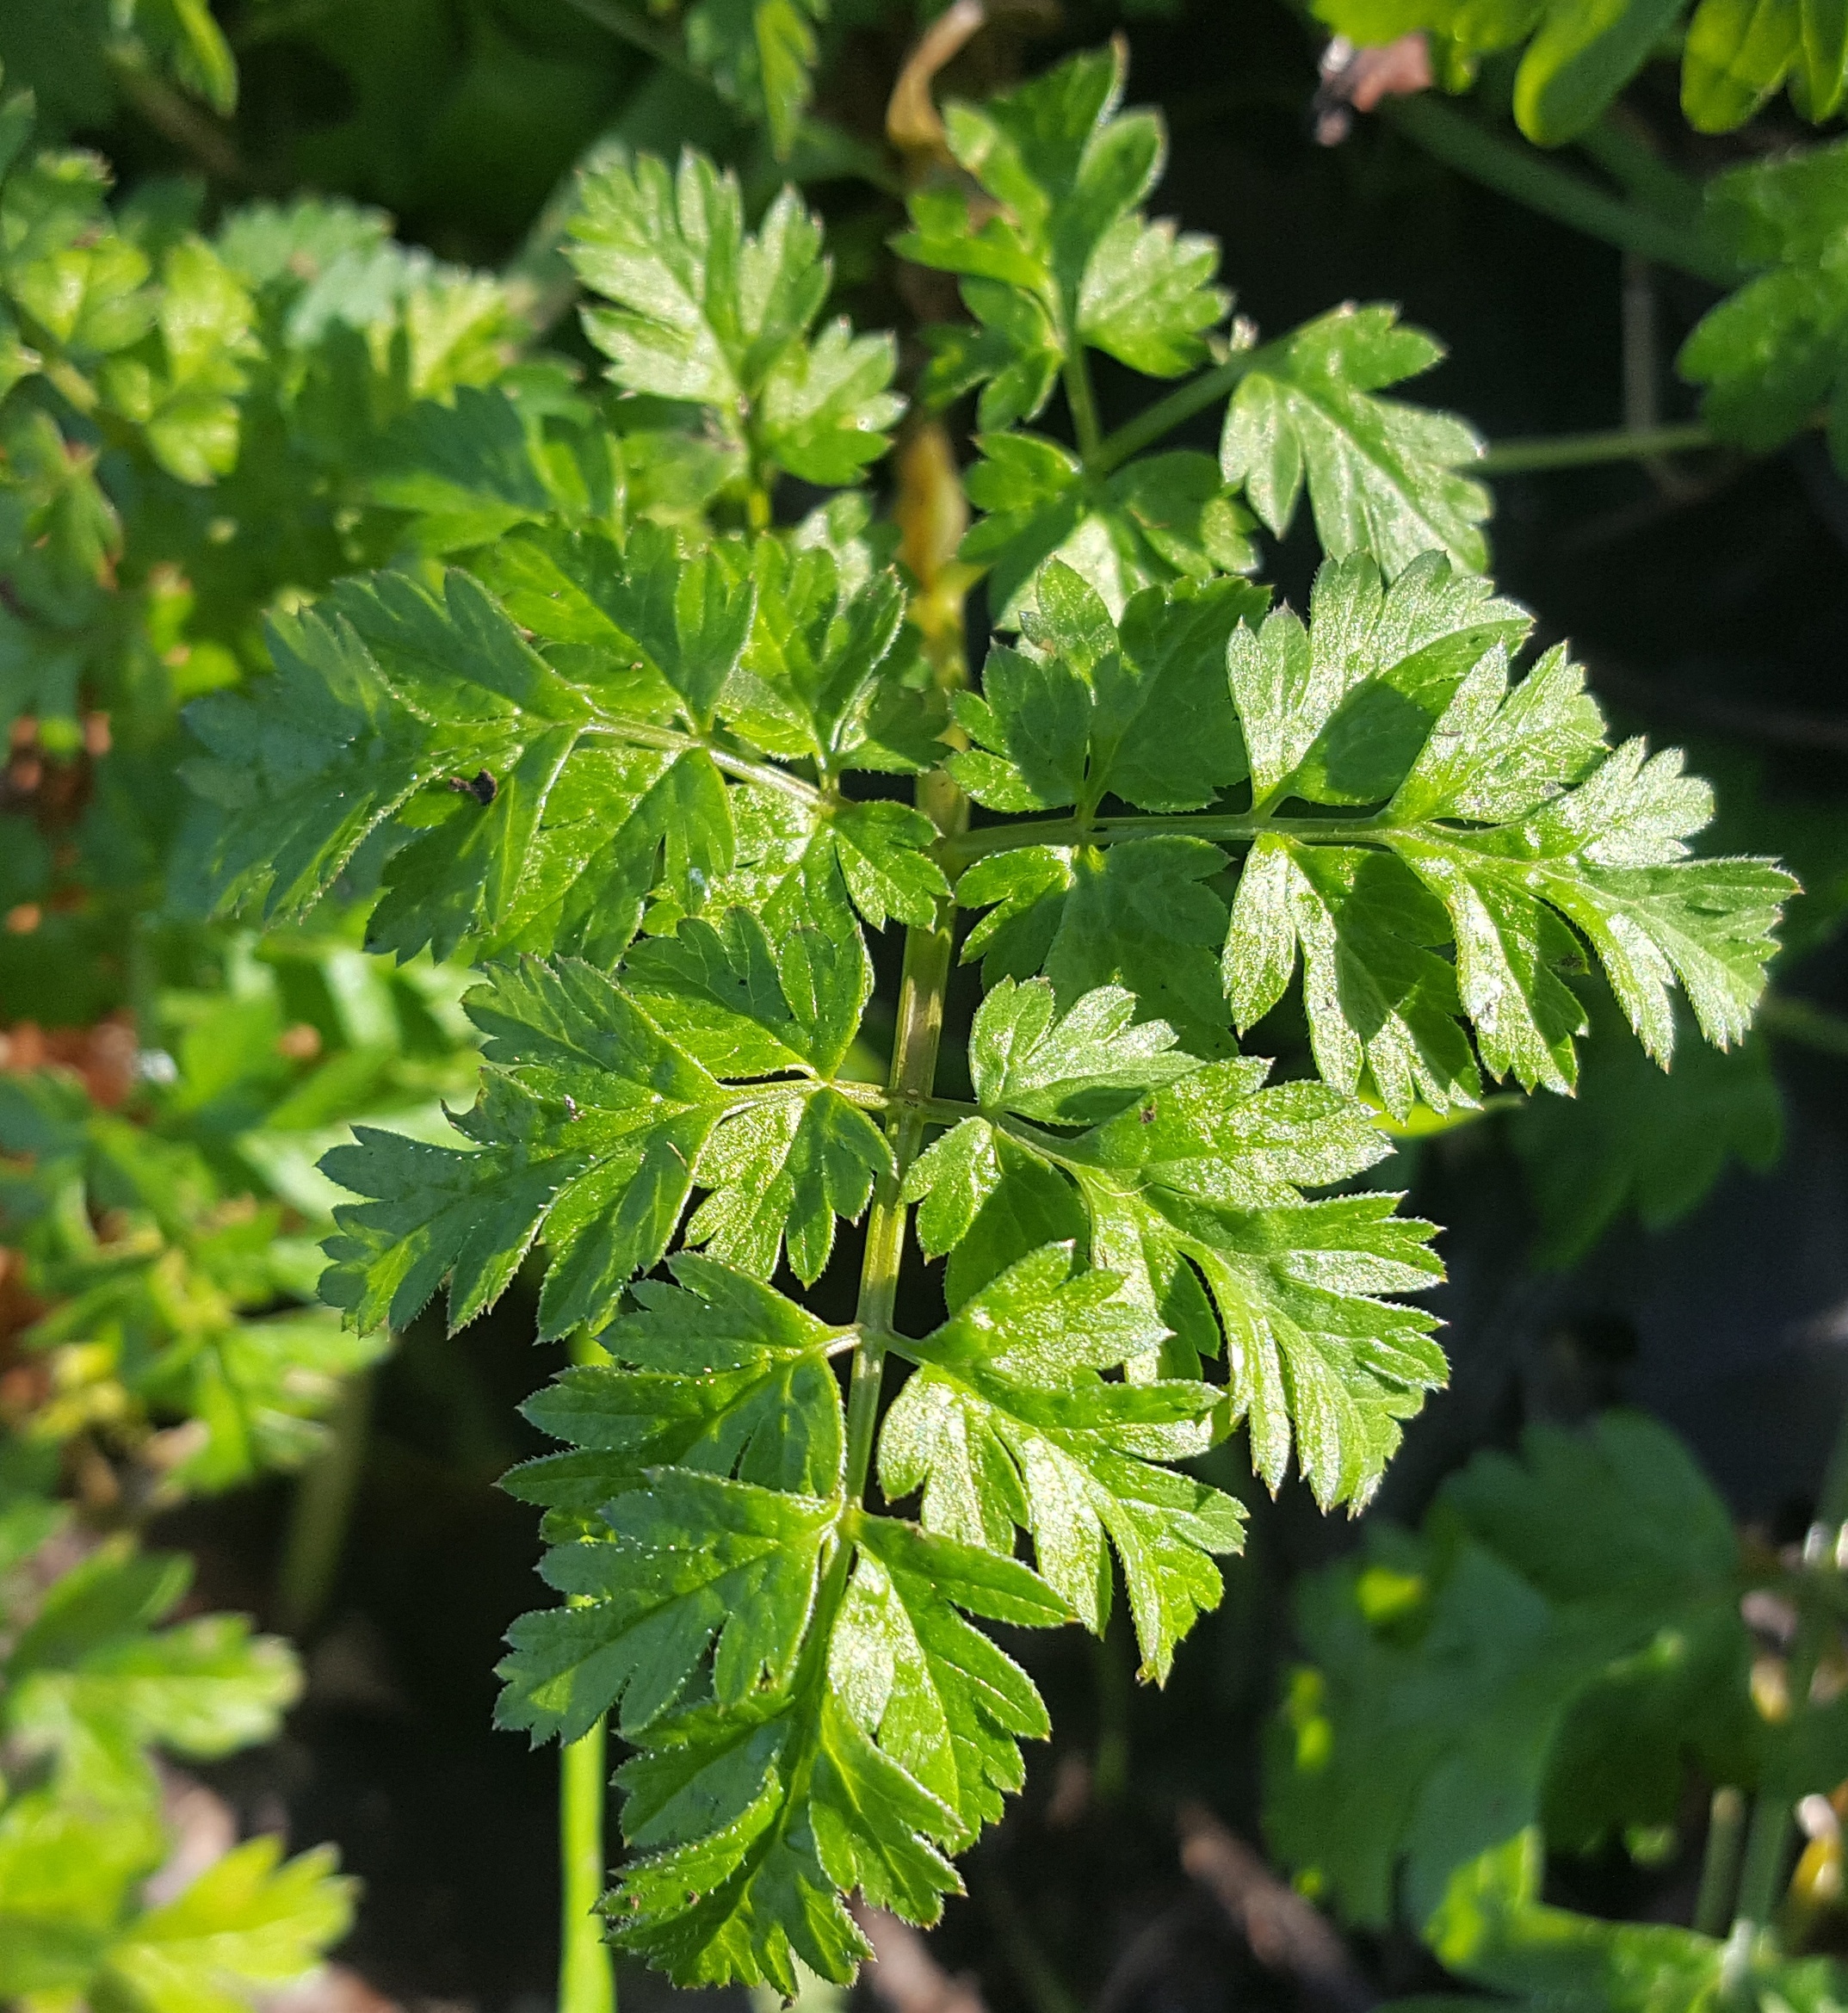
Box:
[843,719,971,1505]
[559,1717,615,2013]
[559,1328,616,2013]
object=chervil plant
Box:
[169,46,1797,1995]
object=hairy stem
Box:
[1092,349,1258,474]
[1381,97,1742,287]
[559,1328,617,2013]
[1476,423,1716,473]
[1730,1407,1848,1941]
[275,1369,374,1639]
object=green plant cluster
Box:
[162,46,1792,1992]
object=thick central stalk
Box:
[844,753,969,1501]
[843,876,961,1498]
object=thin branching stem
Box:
[1477,423,1717,473]
[940,808,1396,868]
[1381,96,1742,287]
[1091,349,1259,473]
[582,721,826,809]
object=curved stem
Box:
[1381,97,1742,288]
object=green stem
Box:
[1730,1405,1848,1942]
[1477,423,1716,474]
[1696,1787,1747,1938]
[942,808,1390,869]
[1063,349,1106,465]
[560,1718,616,2013]
[581,721,825,810]
[275,1369,374,1639]
[834,1079,984,1127]
[1381,96,1742,287]
[559,1329,617,2013]
[843,899,959,1499]
[985,1880,1087,2013]
[1092,1615,1130,1807]
[1575,115,1705,227]
[558,0,704,82]
[1092,350,1259,474]
[843,740,971,1504]
[1758,992,1848,1060]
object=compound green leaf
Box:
[832,1517,1065,1842]
[1219,554,1792,1091]
[960,433,1257,627]
[101,1837,355,2013]
[1265,1414,1751,1932]
[1220,307,1489,577]
[1228,553,1531,812]
[734,539,946,776]
[964,977,1197,1124]
[958,839,1239,1060]
[505,1256,848,1525]
[686,0,827,156]
[569,150,899,485]
[498,1468,838,1742]
[1223,837,1480,1119]
[899,45,1225,425]
[318,937,886,1338]
[880,1244,1241,1678]
[950,565,1259,816]
[609,1683,955,1991]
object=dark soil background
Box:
[37,0,1847,2003]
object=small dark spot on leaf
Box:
[447,769,498,805]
